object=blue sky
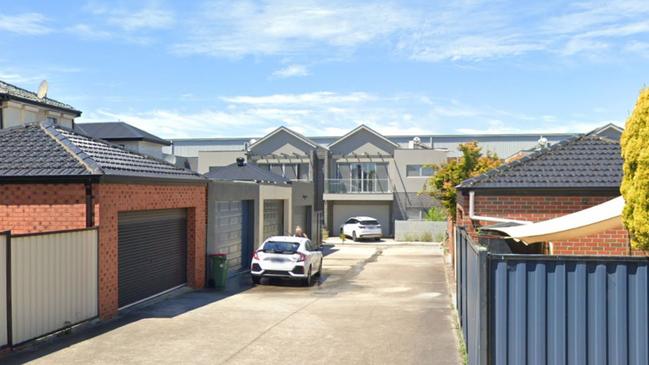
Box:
[1,0,648,138]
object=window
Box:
[406,164,435,177]
[263,163,310,180]
[262,241,300,253]
[46,117,57,124]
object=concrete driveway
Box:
[7,244,460,365]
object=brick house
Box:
[455,133,629,255]
[0,121,207,318]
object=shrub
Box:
[621,88,649,249]
[420,232,433,242]
[424,206,447,221]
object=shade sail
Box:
[483,196,624,244]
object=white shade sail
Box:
[484,196,625,244]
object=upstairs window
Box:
[264,163,310,180]
[407,164,435,177]
[46,117,57,124]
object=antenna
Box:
[37,80,48,99]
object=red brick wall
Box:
[0,182,207,320]
[96,183,206,319]
[0,183,90,233]
[456,192,629,256]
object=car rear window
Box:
[360,220,379,225]
[262,241,300,254]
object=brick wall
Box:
[96,183,206,319]
[456,192,629,256]
[0,183,90,233]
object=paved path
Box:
[8,244,460,364]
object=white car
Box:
[340,216,383,241]
[250,236,323,286]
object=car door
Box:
[343,218,356,237]
[305,240,321,272]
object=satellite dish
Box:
[37,80,48,99]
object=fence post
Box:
[477,248,488,365]
[5,231,12,348]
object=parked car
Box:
[340,216,383,241]
[250,236,323,286]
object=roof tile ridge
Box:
[39,121,104,175]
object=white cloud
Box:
[271,64,309,78]
[0,13,51,35]
[82,2,174,32]
[66,24,112,40]
[79,91,615,139]
[173,0,416,57]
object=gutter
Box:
[468,191,530,225]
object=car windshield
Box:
[360,220,379,225]
[262,241,300,254]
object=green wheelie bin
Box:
[209,253,228,290]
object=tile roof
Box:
[74,122,171,146]
[0,121,203,181]
[458,135,622,190]
[204,161,289,184]
[0,80,80,114]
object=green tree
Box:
[425,142,501,222]
[621,88,649,249]
[424,206,447,221]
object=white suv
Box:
[340,216,383,241]
[250,236,323,286]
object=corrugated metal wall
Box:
[10,229,98,345]
[0,233,7,348]
[489,256,649,365]
[455,227,488,365]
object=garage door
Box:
[118,209,187,308]
[333,203,391,236]
[293,205,312,238]
[213,200,253,270]
[263,200,284,239]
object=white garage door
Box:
[333,203,390,236]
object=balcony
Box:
[324,178,393,201]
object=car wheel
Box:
[374,237,381,242]
[304,266,313,287]
[252,275,261,285]
[352,231,358,242]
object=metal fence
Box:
[455,226,649,365]
[0,232,7,348]
[0,228,98,348]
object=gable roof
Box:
[0,80,81,115]
[458,135,622,190]
[204,161,289,184]
[75,122,171,146]
[328,124,399,149]
[249,126,322,151]
[0,121,202,181]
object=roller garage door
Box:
[263,200,284,239]
[118,209,187,308]
[213,200,254,270]
[333,202,391,236]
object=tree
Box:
[425,142,501,222]
[621,88,649,249]
[424,206,447,221]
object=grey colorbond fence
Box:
[455,226,649,365]
[0,228,98,349]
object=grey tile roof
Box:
[0,80,80,114]
[458,135,622,190]
[0,122,203,181]
[75,122,171,146]
[205,162,289,184]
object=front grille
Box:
[291,266,305,274]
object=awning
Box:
[483,196,624,244]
